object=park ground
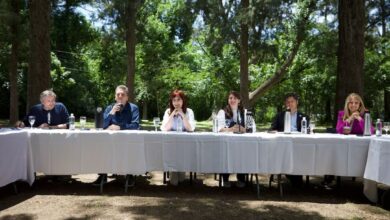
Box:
[1,173,390,219]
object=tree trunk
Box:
[27,0,51,111]
[334,0,365,124]
[125,0,140,103]
[325,98,332,123]
[240,0,249,108]
[385,91,390,121]
[380,0,389,121]
[8,0,20,124]
[142,102,148,120]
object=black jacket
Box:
[270,111,309,132]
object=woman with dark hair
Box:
[216,91,246,133]
[161,89,196,185]
[216,91,246,188]
[161,89,196,132]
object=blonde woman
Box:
[336,93,373,135]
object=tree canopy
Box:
[0,0,388,125]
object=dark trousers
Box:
[286,174,303,186]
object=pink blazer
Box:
[336,110,374,135]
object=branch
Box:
[248,0,316,106]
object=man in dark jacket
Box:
[270,92,309,186]
[270,93,309,132]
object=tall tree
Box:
[27,0,51,110]
[8,0,21,124]
[334,0,365,120]
[380,0,389,121]
[240,0,249,107]
[125,0,141,102]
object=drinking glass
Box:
[28,116,36,129]
[384,122,390,135]
[309,121,316,134]
[153,117,160,131]
[80,116,86,130]
[343,121,351,135]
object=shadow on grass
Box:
[0,182,34,212]
[117,199,326,220]
[0,213,36,220]
[0,174,373,210]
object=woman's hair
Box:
[224,91,244,119]
[343,93,366,120]
[169,89,187,114]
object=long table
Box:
[27,130,372,177]
[0,130,34,187]
[1,129,387,201]
[363,137,390,202]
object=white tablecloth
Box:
[2,128,383,201]
[363,136,390,202]
[0,130,34,187]
[27,130,372,177]
[157,132,371,176]
[29,130,148,175]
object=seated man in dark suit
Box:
[16,89,71,182]
[17,90,69,129]
[270,92,309,187]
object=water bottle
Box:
[363,111,372,136]
[176,117,183,132]
[213,116,219,133]
[301,117,307,134]
[284,109,291,134]
[375,119,382,137]
[69,113,75,130]
[245,111,253,133]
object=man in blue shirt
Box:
[94,85,140,187]
[103,85,140,130]
[17,90,69,129]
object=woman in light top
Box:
[336,93,373,135]
[217,91,246,188]
[161,89,196,132]
[160,89,196,186]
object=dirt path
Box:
[1,173,389,219]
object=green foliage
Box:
[0,0,387,127]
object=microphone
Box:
[118,103,124,112]
[234,108,243,134]
[47,112,51,125]
[95,107,103,129]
